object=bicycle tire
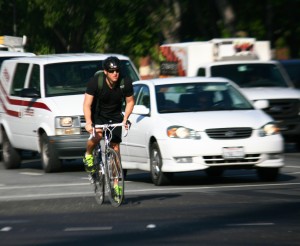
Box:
[93,148,105,205]
[93,170,105,205]
[104,147,124,207]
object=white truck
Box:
[0,35,27,52]
[160,38,300,147]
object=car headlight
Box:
[258,122,280,137]
[55,116,81,135]
[167,126,201,139]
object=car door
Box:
[125,84,152,166]
[11,63,41,151]
[8,63,31,148]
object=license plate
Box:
[222,147,245,159]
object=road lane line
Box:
[1,227,12,232]
[19,172,43,176]
[286,165,300,169]
[227,223,274,226]
[64,227,112,231]
[0,183,88,190]
[0,191,92,200]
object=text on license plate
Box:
[222,147,245,159]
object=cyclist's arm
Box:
[123,95,134,126]
[83,93,94,133]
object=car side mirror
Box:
[132,105,150,115]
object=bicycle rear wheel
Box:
[104,148,124,207]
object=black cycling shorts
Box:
[94,114,123,143]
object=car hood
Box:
[241,87,300,101]
[158,110,272,131]
[43,95,84,116]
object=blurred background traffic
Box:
[0,0,300,80]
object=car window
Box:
[155,82,253,113]
[45,60,139,97]
[135,85,150,108]
[10,63,29,96]
[211,64,289,88]
[28,64,41,96]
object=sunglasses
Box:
[107,69,120,73]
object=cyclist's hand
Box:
[85,123,93,133]
[123,120,131,130]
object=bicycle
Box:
[87,122,127,207]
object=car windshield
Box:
[211,63,289,88]
[44,60,139,97]
[155,82,253,113]
[281,62,300,88]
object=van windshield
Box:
[44,60,139,97]
[211,63,289,88]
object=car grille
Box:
[80,115,87,133]
[205,127,252,139]
[264,99,299,119]
[203,154,261,165]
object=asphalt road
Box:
[0,152,299,245]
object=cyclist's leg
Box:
[83,131,102,173]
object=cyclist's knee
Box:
[110,142,120,152]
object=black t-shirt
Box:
[85,74,133,122]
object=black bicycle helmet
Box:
[103,56,121,71]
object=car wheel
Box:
[257,167,279,181]
[40,133,61,173]
[2,130,21,169]
[205,167,224,177]
[150,142,172,186]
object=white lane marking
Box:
[126,182,300,194]
[19,172,43,176]
[227,223,274,226]
[146,224,156,229]
[0,183,88,190]
[64,227,112,231]
[1,227,12,232]
[289,172,300,175]
[0,191,92,200]
[286,165,300,169]
[0,182,300,201]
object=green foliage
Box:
[0,0,299,61]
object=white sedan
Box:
[121,77,284,186]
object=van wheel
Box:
[40,133,61,173]
[2,130,21,169]
[257,167,279,181]
[150,142,172,186]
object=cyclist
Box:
[83,56,134,195]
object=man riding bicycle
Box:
[83,56,134,193]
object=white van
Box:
[0,54,140,172]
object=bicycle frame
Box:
[90,122,126,207]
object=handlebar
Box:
[90,121,131,138]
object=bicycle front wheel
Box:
[104,148,124,207]
[94,170,105,205]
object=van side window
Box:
[10,63,29,96]
[28,64,41,96]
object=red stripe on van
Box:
[0,80,51,117]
